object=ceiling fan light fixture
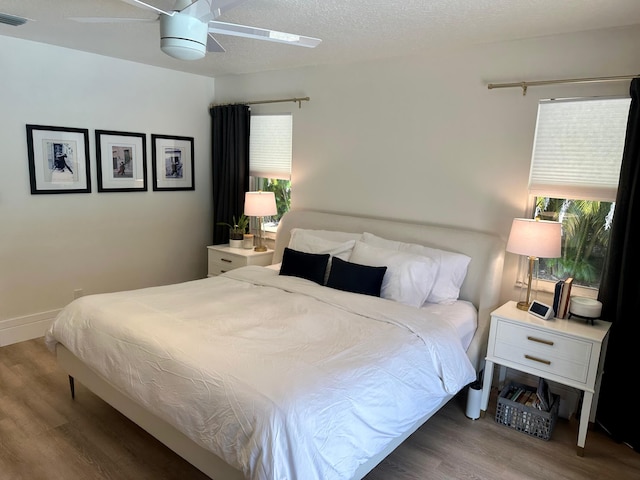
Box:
[161,37,206,60]
[160,12,208,60]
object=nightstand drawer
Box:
[208,251,247,270]
[208,260,238,276]
[493,321,592,383]
[206,245,274,277]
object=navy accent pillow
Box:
[279,247,330,285]
[326,257,387,297]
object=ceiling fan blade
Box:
[69,17,156,24]
[182,0,215,22]
[209,0,249,19]
[0,11,30,26]
[207,33,226,52]
[182,0,248,23]
[208,20,321,48]
[124,0,175,17]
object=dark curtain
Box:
[210,104,250,244]
[596,79,640,451]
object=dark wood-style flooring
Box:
[1,338,639,479]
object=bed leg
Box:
[68,375,75,399]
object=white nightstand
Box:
[207,244,274,277]
[480,300,611,456]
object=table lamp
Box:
[244,191,277,252]
[506,218,562,310]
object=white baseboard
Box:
[0,310,60,347]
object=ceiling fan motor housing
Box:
[160,12,208,60]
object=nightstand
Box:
[207,244,274,277]
[480,300,611,456]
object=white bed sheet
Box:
[268,261,478,350]
[421,300,477,351]
[45,266,476,480]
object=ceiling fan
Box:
[76,0,321,61]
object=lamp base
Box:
[253,246,268,252]
[516,301,531,311]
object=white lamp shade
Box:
[244,191,277,217]
[506,218,562,258]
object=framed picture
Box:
[26,124,91,194]
[96,130,147,192]
[151,134,194,191]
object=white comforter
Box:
[45,266,476,480]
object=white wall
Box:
[3,26,640,345]
[214,25,640,305]
[0,36,215,344]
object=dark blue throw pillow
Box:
[279,247,330,285]
[326,256,387,297]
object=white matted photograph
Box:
[95,130,147,192]
[26,124,91,194]
[151,134,194,191]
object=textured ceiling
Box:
[2,0,640,78]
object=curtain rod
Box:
[210,96,310,109]
[487,74,640,96]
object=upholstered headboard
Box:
[273,210,505,371]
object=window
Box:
[528,97,630,290]
[249,114,292,234]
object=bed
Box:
[45,209,505,480]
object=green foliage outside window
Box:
[536,197,614,288]
[259,178,291,222]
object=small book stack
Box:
[552,277,574,319]
[504,379,553,412]
[506,385,538,408]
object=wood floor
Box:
[1,338,639,480]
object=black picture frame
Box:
[26,124,91,194]
[96,130,147,192]
[151,134,195,191]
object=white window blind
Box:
[529,97,631,201]
[249,114,292,179]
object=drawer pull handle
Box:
[220,270,227,273]
[527,335,554,346]
[220,258,232,263]
[525,354,551,365]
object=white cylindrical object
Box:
[160,13,208,60]
[243,234,254,249]
[569,296,602,318]
[466,383,482,420]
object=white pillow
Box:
[288,229,357,283]
[289,230,356,260]
[362,232,471,305]
[348,241,437,308]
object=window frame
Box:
[248,113,293,239]
[522,95,630,296]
